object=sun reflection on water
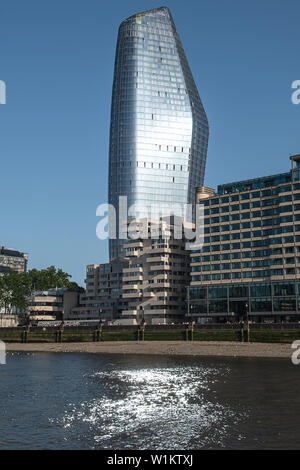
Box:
[53,365,247,449]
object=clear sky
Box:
[1,0,300,285]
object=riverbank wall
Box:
[1,323,300,344]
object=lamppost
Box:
[245,302,249,325]
[141,306,145,324]
[245,302,250,342]
[99,308,103,326]
[186,285,190,323]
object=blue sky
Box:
[1,0,300,285]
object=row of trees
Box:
[0,266,84,314]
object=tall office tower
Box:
[108,6,209,259]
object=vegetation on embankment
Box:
[1,326,300,344]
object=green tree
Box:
[25,266,83,292]
[0,271,30,313]
[0,266,83,314]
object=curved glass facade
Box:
[108,6,209,259]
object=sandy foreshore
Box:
[4,341,293,358]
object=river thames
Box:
[0,352,299,449]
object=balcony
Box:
[122,292,142,298]
[149,264,171,271]
[123,267,143,273]
[123,309,138,316]
[142,291,155,298]
[123,284,139,290]
[124,239,143,247]
[146,256,167,263]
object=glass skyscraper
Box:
[108,6,209,259]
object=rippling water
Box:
[0,352,299,449]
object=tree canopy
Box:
[0,266,84,314]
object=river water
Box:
[0,352,299,449]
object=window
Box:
[231,233,240,240]
[232,262,241,269]
[221,244,230,251]
[242,261,252,268]
[221,234,230,241]
[250,283,271,296]
[222,273,231,279]
[211,245,220,252]
[242,242,251,248]
[242,232,251,238]
[273,297,296,311]
[208,286,228,299]
[273,282,295,296]
[252,230,262,237]
[211,198,219,205]
[211,264,220,271]
[222,263,231,270]
[252,211,261,218]
[251,298,272,312]
[232,272,242,279]
[231,243,241,249]
[253,270,264,278]
[243,271,252,278]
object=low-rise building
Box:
[28,288,79,322]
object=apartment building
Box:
[28,288,79,322]
[188,155,300,323]
[120,217,190,325]
[69,258,129,322]
[0,246,28,274]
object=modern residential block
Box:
[69,259,129,322]
[120,217,190,325]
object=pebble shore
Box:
[5,341,292,358]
